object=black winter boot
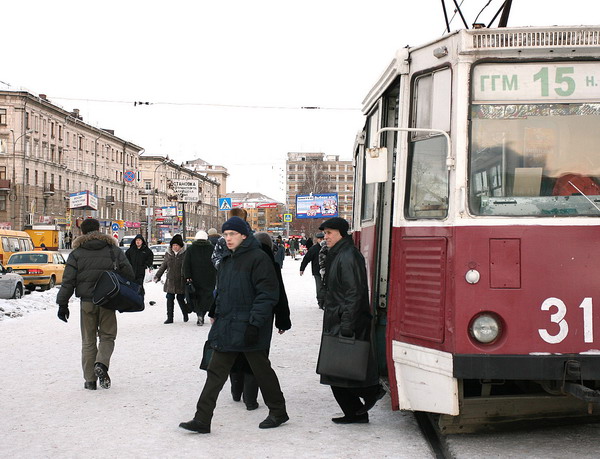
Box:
[165,299,174,324]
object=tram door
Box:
[356,79,401,375]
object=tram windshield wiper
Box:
[568,181,600,213]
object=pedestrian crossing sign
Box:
[218,197,232,211]
[283,213,293,222]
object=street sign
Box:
[124,170,136,182]
[283,213,293,222]
[169,179,199,202]
[113,232,119,239]
[111,223,120,232]
[219,197,232,211]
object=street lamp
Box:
[10,128,33,226]
[150,158,169,243]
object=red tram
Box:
[352,23,600,432]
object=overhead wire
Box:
[48,96,360,112]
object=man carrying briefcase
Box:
[317,217,384,424]
[56,218,134,391]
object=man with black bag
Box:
[56,218,134,391]
[317,217,384,424]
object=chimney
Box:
[71,108,82,120]
[39,94,47,100]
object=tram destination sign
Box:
[473,62,600,101]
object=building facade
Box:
[0,91,225,241]
[225,192,284,234]
[139,156,222,241]
[286,152,354,233]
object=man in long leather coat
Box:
[179,217,289,433]
[318,217,384,424]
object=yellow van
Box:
[0,230,35,265]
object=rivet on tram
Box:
[465,269,480,284]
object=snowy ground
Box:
[0,257,431,459]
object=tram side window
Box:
[406,70,451,219]
[361,107,379,221]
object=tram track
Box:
[414,412,453,459]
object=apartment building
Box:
[225,192,285,234]
[0,90,223,241]
[286,152,354,227]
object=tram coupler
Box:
[561,360,600,412]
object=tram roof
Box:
[361,24,600,114]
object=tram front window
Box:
[469,103,600,216]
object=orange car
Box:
[6,251,66,291]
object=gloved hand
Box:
[340,326,354,338]
[57,305,70,323]
[244,324,260,345]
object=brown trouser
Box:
[194,349,286,425]
[80,300,117,382]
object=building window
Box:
[144,180,152,190]
[25,112,30,129]
[35,170,38,185]
[25,168,29,185]
[0,138,6,154]
[0,108,6,125]
[141,196,148,206]
[0,195,6,211]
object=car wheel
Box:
[45,276,56,291]
[12,283,23,299]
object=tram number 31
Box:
[538,297,593,344]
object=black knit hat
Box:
[319,217,349,237]
[222,216,250,236]
[170,234,184,247]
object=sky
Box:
[2,0,598,202]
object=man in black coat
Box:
[56,218,135,391]
[179,217,289,434]
[317,217,384,424]
[125,234,154,286]
[299,232,325,309]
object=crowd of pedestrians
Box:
[55,212,384,433]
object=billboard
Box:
[295,193,338,219]
[69,191,98,210]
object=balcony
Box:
[43,184,55,196]
[0,179,10,191]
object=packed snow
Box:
[0,257,431,458]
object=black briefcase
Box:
[93,270,145,313]
[316,334,370,381]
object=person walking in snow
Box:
[154,234,189,324]
[125,234,154,287]
[228,231,291,411]
[299,232,325,309]
[183,230,216,326]
[179,217,289,433]
[56,218,134,391]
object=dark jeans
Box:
[331,384,381,416]
[313,275,325,308]
[194,349,286,425]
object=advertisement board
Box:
[69,191,98,210]
[295,193,338,219]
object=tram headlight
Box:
[470,313,501,344]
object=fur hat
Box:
[207,228,218,235]
[315,232,325,239]
[319,217,349,237]
[194,230,208,240]
[170,234,184,247]
[222,216,250,236]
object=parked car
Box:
[0,264,25,299]
[150,244,168,268]
[120,235,137,247]
[6,251,66,291]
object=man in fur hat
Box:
[56,218,134,391]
